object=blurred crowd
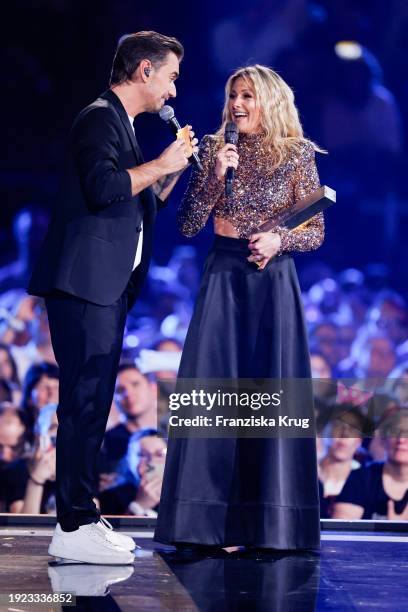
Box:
[3,1,408,276]
[0,237,408,520]
[1,1,408,520]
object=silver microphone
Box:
[159,105,202,171]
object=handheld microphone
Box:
[224,122,238,196]
[159,105,203,171]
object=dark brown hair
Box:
[110,31,184,86]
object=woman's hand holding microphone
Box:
[215,143,239,181]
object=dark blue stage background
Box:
[1,1,408,526]
[2,0,408,280]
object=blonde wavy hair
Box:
[215,65,325,169]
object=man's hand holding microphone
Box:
[127,106,199,200]
[157,125,198,175]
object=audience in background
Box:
[1,1,408,520]
[310,351,336,407]
[0,344,21,404]
[98,365,157,495]
[309,320,341,371]
[0,404,29,512]
[385,364,408,407]
[367,291,408,347]
[0,247,407,518]
[210,0,311,79]
[98,428,166,517]
[332,408,408,520]
[0,404,28,465]
[345,328,397,385]
[104,364,157,457]
[0,206,49,294]
[127,430,167,517]
[0,381,13,403]
[321,47,401,157]
[21,362,59,435]
[8,298,56,381]
[318,405,367,517]
[168,246,200,301]
[149,338,182,425]
[105,400,125,433]
[10,403,58,515]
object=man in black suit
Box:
[28,31,197,565]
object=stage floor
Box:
[0,528,407,611]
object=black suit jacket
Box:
[28,89,164,307]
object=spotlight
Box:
[334,41,363,60]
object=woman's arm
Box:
[177,135,224,237]
[21,478,45,514]
[277,142,325,253]
[9,500,24,513]
[21,448,56,514]
[331,501,364,519]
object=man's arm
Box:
[73,106,191,210]
[152,169,184,201]
[126,158,169,197]
[150,127,199,201]
[126,139,193,198]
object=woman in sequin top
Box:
[155,65,325,551]
[178,70,324,263]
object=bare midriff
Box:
[213,216,240,238]
[178,133,324,251]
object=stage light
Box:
[125,334,139,348]
[334,41,363,60]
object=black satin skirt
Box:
[155,236,320,549]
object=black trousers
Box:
[45,289,128,531]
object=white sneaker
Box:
[96,517,137,551]
[48,523,134,565]
[48,564,134,596]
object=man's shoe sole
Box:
[48,543,134,565]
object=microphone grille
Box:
[159,105,175,122]
[225,121,238,144]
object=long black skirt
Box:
[155,236,320,549]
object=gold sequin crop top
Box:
[177,132,325,253]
